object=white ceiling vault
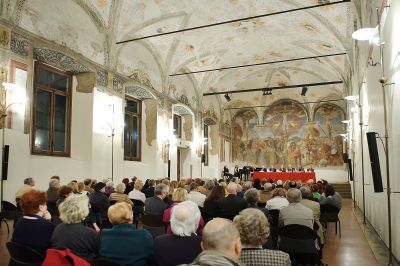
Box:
[2,0,357,113]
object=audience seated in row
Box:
[144,183,169,216]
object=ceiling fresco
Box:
[1,0,356,113]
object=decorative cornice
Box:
[34,48,91,73]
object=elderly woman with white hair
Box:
[109,183,133,206]
[154,201,202,266]
[51,195,99,262]
[234,208,291,266]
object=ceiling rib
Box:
[170,52,347,76]
[203,80,343,96]
[116,0,351,44]
[224,99,345,110]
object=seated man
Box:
[218,183,247,220]
[297,165,305,172]
[279,165,286,172]
[182,218,244,266]
[259,182,274,203]
[268,165,276,172]
[15,177,35,201]
[144,183,169,216]
[188,183,206,208]
[279,188,313,229]
[223,166,233,179]
[287,164,295,172]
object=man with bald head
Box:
[218,182,247,220]
[279,188,314,229]
[181,218,244,266]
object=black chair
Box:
[278,224,320,265]
[90,205,111,229]
[91,258,123,266]
[131,199,144,226]
[320,204,341,238]
[257,202,267,208]
[109,200,117,205]
[268,209,280,248]
[2,201,21,232]
[6,241,44,266]
[141,214,165,238]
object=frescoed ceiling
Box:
[1,0,357,112]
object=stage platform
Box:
[252,172,316,183]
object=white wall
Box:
[350,0,400,260]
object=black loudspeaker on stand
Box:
[167,160,171,179]
[1,145,9,181]
[366,132,384,193]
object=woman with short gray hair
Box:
[51,195,99,262]
[244,188,272,222]
[154,201,202,266]
[233,208,291,266]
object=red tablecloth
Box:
[252,172,316,183]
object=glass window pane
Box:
[125,99,138,113]
[38,67,68,92]
[132,116,139,158]
[124,114,131,157]
[53,95,68,152]
[34,90,51,151]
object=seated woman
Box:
[51,195,99,262]
[100,202,154,266]
[266,188,289,210]
[12,189,55,255]
[244,188,271,222]
[109,183,133,206]
[320,184,342,209]
[203,185,225,222]
[128,179,146,203]
[155,201,202,266]
[233,208,291,266]
[163,188,204,235]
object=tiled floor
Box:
[0,199,392,265]
[322,199,380,265]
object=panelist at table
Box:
[268,165,277,172]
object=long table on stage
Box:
[252,172,316,183]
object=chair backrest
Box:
[320,204,340,214]
[278,224,318,254]
[141,214,165,238]
[91,258,123,266]
[6,241,44,265]
[2,201,17,211]
[269,209,280,227]
[109,200,117,206]
[131,199,145,206]
[141,214,164,227]
[320,204,340,222]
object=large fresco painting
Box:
[232,102,345,168]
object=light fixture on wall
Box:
[341,120,351,124]
[340,133,348,137]
[344,95,358,101]
[224,93,231,102]
[300,86,308,96]
[263,88,272,96]
[352,26,380,46]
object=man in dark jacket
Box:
[145,183,169,216]
[218,183,247,220]
[89,182,110,223]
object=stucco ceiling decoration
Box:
[173,105,192,116]
[126,85,157,100]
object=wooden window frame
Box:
[203,124,209,166]
[124,96,142,161]
[173,114,182,139]
[31,62,72,157]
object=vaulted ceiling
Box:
[1,0,357,114]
